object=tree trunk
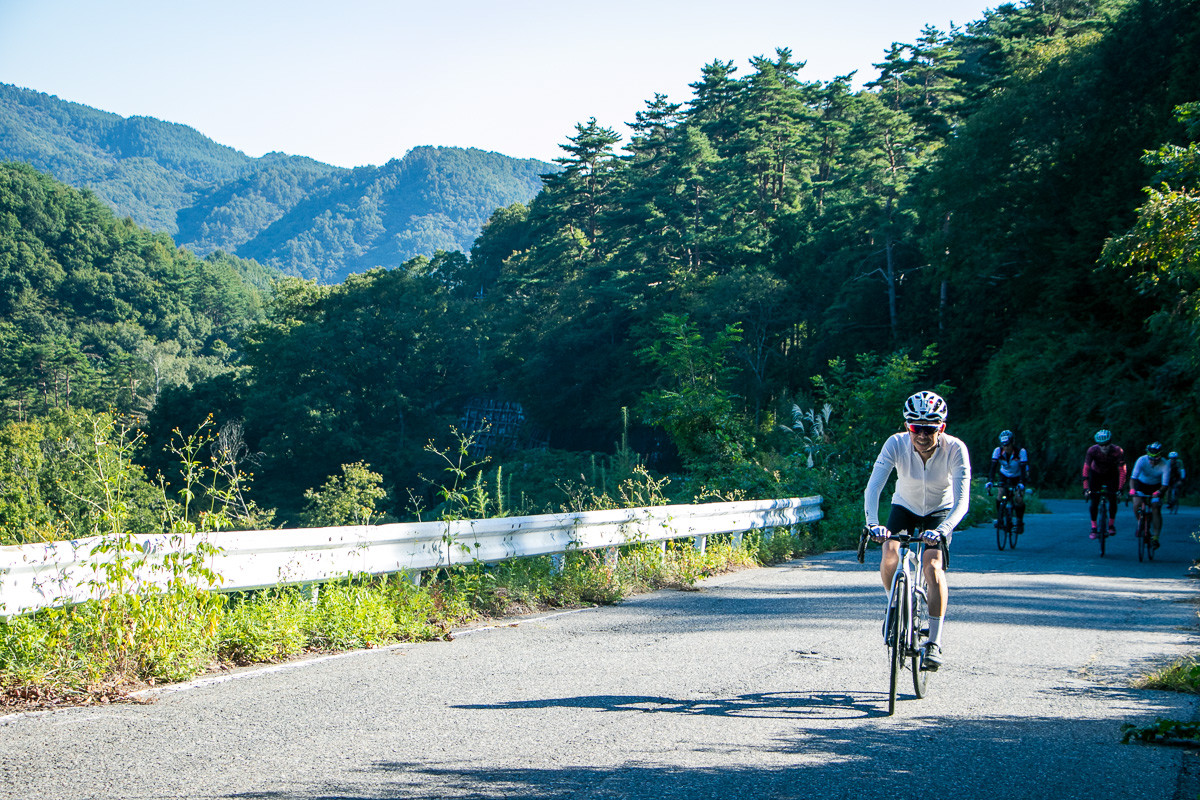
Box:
[886,235,898,342]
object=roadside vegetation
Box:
[0,413,839,711]
[2,0,1199,722]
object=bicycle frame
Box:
[989,484,1018,550]
[1091,488,1116,557]
[1133,491,1162,562]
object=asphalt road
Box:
[2,499,1199,800]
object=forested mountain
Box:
[0,162,273,419]
[0,84,254,233]
[0,84,554,282]
[198,146,552,284]
[3,0,1199,532]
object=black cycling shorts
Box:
[885,504,953,547]
[1131,479,1165,497]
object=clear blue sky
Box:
[0,0,998,167]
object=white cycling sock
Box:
[927,616,944,646]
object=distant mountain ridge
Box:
[0,83,553,283]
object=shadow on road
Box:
[229,702,1192,800]
[450,690,887,720]
[622,568,1196,635]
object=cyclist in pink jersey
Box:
[1082,429,1126,538]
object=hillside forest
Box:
[0,83,553,283]
[1,0,1199,542]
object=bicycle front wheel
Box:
[1137,513,1147,562]
[911,586,929,699]
[888,577,904,716]
[995,514,1007,551]
[1006,504,1018,549]
[1099,501,1108,556]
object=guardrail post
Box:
[693,535,707,555]
[732,531,743,549]
[407,570,423,587]
[550,553,565,575]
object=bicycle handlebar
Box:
[858,526,926,564]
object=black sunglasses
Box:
[906,423,942,436]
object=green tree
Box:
[636,313,749,474]
[300,462,388,526]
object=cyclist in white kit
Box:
[863,391,971,670]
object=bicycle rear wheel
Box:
[888,577,904,716]
[1097,498,1108,557]
[911,586,929,699]
[1137,511,1147,562]
[1147,512,1156,561]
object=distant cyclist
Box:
[1082,430,1126,539]
[986,429,1029,535]
[1167,451,1187,509]
[1131,442,1172,548]
[864,390,971,671]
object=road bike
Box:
[1133,492,1161,562]
[1166,484,1180,514]
[988,484,1018,551]
[1091,490,1114,557]
[858,528,931,716]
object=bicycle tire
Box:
[1147,508,1156,561]
[911,585,929,699]
[995,512,1007,551]
[1097,496,1108,557]
[1137,506,1148,563]
[1006,502,1018,549]
[888,576,904,716]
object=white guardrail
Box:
[0,496,822,617]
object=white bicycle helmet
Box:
[998,430,1013,445]
[1094,429,1112,444]
[903,391,948,423]
[1169,451,1180,459]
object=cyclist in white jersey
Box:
[1168,451,1186,507]
[864,390,971,670]
[1131,441,1172,546]
[986,429,1029,534]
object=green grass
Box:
[0,525,820,709]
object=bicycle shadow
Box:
[451,689,891,720]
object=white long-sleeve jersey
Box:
[863,431,972,537]
[1131,454,1172,488]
